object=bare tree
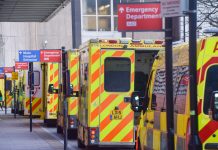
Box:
[197,0,218,28]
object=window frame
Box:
[203,65,218,115]
[81,0,120,32]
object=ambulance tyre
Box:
[57,125,62,134]
[77,138,85,148]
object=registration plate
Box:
[111,110,122,120]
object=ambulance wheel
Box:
[77,138,85,148]
[57,125,62,134]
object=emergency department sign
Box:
[40,49,61,63]
[118,3,162,31]
[15,62,29,70]
[4,67,14,73]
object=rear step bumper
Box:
[205,143,218,149]
[98,142,135,148]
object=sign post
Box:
[61,47,68,150]
[18,50,40,132]
[28,62,33,132]
[4,74,7,114]
[188,0,202,149]
[161,0,188,18]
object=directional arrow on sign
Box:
[119,7,124,13]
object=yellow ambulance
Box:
[56,50,80,137]
[77,39,164,148]
[41,62,59,126]
[130,35,218,149]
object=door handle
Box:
[145,119,149,123]
[149,120,154,124]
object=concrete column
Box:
[71,0,81,48]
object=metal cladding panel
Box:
[0,0,70,22]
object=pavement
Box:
[0,108,132,150]
[0,108,72,150]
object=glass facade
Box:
[82,0,148,31]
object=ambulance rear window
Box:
[104,58,131,92]
[204,65,218,114]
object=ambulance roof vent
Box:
[90,39,99,43]
[203,27,218,34]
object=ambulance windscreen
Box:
[104,58,131,92]
[204,65,218,114]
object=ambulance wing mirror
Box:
[68,84,79,97]
[48,84,59,94]
[210,91,218,121]
[130,91,143,112]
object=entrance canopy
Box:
[0,0,69,22]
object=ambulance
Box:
[77,39,164,148]
[17,70,26,115]
[41,62,59,126]
[5,78,13,108]
[130,35,218,149]
[24,63,43,117]
[56,50,80,137]
[13,70,25,115]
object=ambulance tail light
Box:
[154,40,164,44]
[69,116,77,128]
[69,118,74,125]
[89,128,99,144]
[108,40,118,44]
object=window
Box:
[104,58,131,92]
[33,71,40,86]
[83,16,96,31]
[152,66,189,112]
[82,0,96,15]
[82,0,120,31]
[174,67,189,114]
[204,65,218,114]
[98,0,111,15]
[98,17,111,31]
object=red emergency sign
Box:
[15,62,28,70]
[0,74,4,79]
[40,49,61,63]
[4,67,14,73]
[118,3,162,31]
